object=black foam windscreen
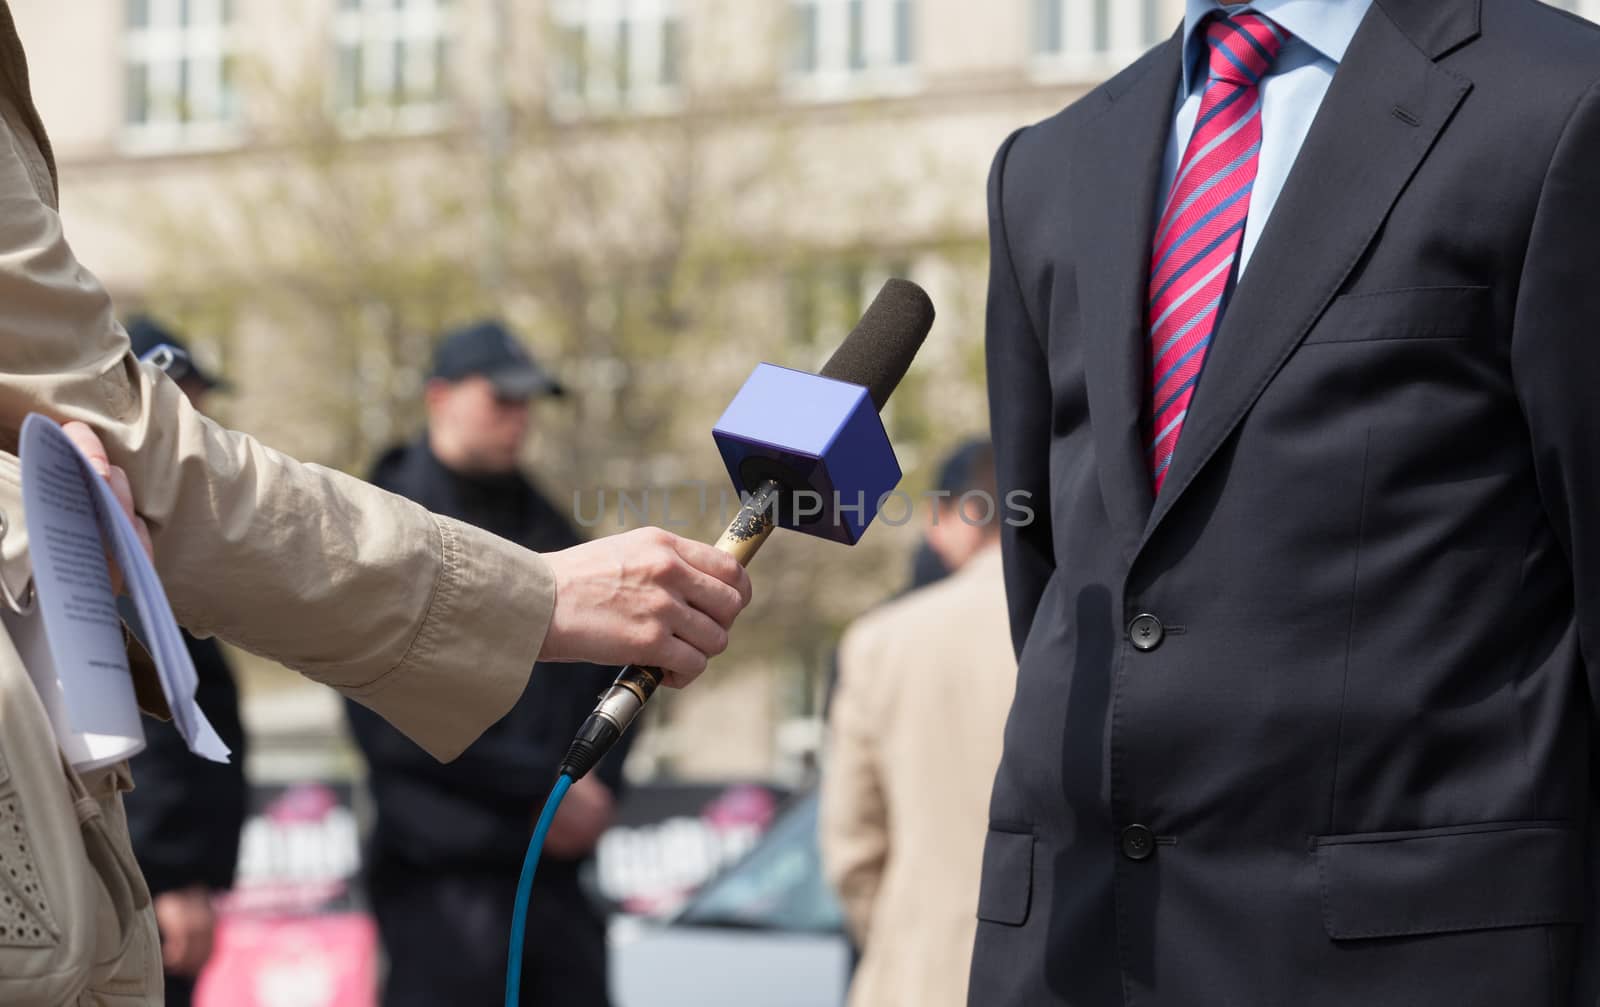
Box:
[818,278,935,413]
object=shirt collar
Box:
[1180,0,1375,97]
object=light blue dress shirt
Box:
[1158,0,1375,275]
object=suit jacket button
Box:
[1128,614,1164,652]
[1121,824,1156,861]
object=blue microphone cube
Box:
[712,363,901,545]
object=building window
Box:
[333,0,455,126]
[123,0,240,147]
[787,0,917,98]
[550,0,683,116]
[1032,0,1168,73]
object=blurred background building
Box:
[11,0,1600,789]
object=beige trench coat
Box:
[0,4,556,1002]
[819,546,1017,1007]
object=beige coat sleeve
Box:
[0,96,553,763]
[818,615,891,946]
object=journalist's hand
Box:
[540,527,752,687]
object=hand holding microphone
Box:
[558,278,936,781]
[538,527,753,686]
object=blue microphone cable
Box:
[505,483,782,1005]
[505,772,573,1007]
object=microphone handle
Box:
[558,479,781,781]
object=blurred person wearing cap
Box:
[0,17,751,1004]
[819,438,1015,1007]
[118,317,248,1007]
[346,319,626,1007]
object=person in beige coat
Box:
[820,440,1017,1007]
[0,5,750,1004]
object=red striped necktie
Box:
[1146,11,1287,493]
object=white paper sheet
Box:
[19,413,230,766]
[1,601,142,772]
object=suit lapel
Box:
[1071,36,1183,562]
[1142,1,1474,544]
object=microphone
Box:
[558,278,935,780]
[818,278,935,410]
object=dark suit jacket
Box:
[975,2,1600,1004]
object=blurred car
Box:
[609,791,851,1007]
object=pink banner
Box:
[196,913,377,1007]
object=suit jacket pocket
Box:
[976,828,1034,926]
[1313,820,1582,940]
[1302,285,1491,344]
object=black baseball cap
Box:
[430,319,565,400]
[935,437,996,498]
[124,314,230,391]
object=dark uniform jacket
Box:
[123,629,248,898]
[348,436,626,1006]
[122,621,248,1007]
